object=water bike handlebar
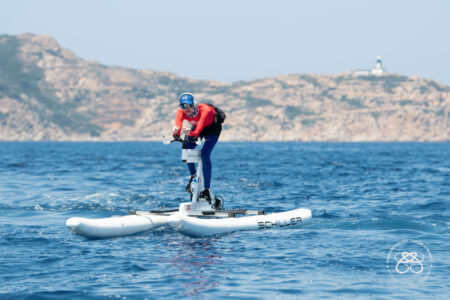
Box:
[161,135,203,163]
[162,135,203,145]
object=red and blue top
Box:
[174,103,216,137]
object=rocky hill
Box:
[0,34,449,141]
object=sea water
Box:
[0,142,448,299]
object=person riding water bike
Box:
[172,93,224,207]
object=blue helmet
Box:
[179,93,198,107]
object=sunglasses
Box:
[180,103,193,109]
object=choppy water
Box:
[0,142,448,299]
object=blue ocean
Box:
[0,142,448,299]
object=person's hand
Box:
[182,127,191,136]
[172,125,180,134]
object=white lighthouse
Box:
[371,56,385,75]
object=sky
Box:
[1,0,449,85]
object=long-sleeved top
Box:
[174,103,216,137]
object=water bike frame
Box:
[170,136,213,211]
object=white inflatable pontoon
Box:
[171,203,312,237]
[66,213,171,238]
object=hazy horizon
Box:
[1,0,449,85]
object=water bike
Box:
[66,133,312,238]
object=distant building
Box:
[371,56,384,75]
[352,56,386,76]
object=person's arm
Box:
[173,109,184,136]
[190,106,215,137]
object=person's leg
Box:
[201,135,218,189]
[182,141,197,175]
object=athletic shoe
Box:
[186,175,195,193]
[199,189,212,204]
